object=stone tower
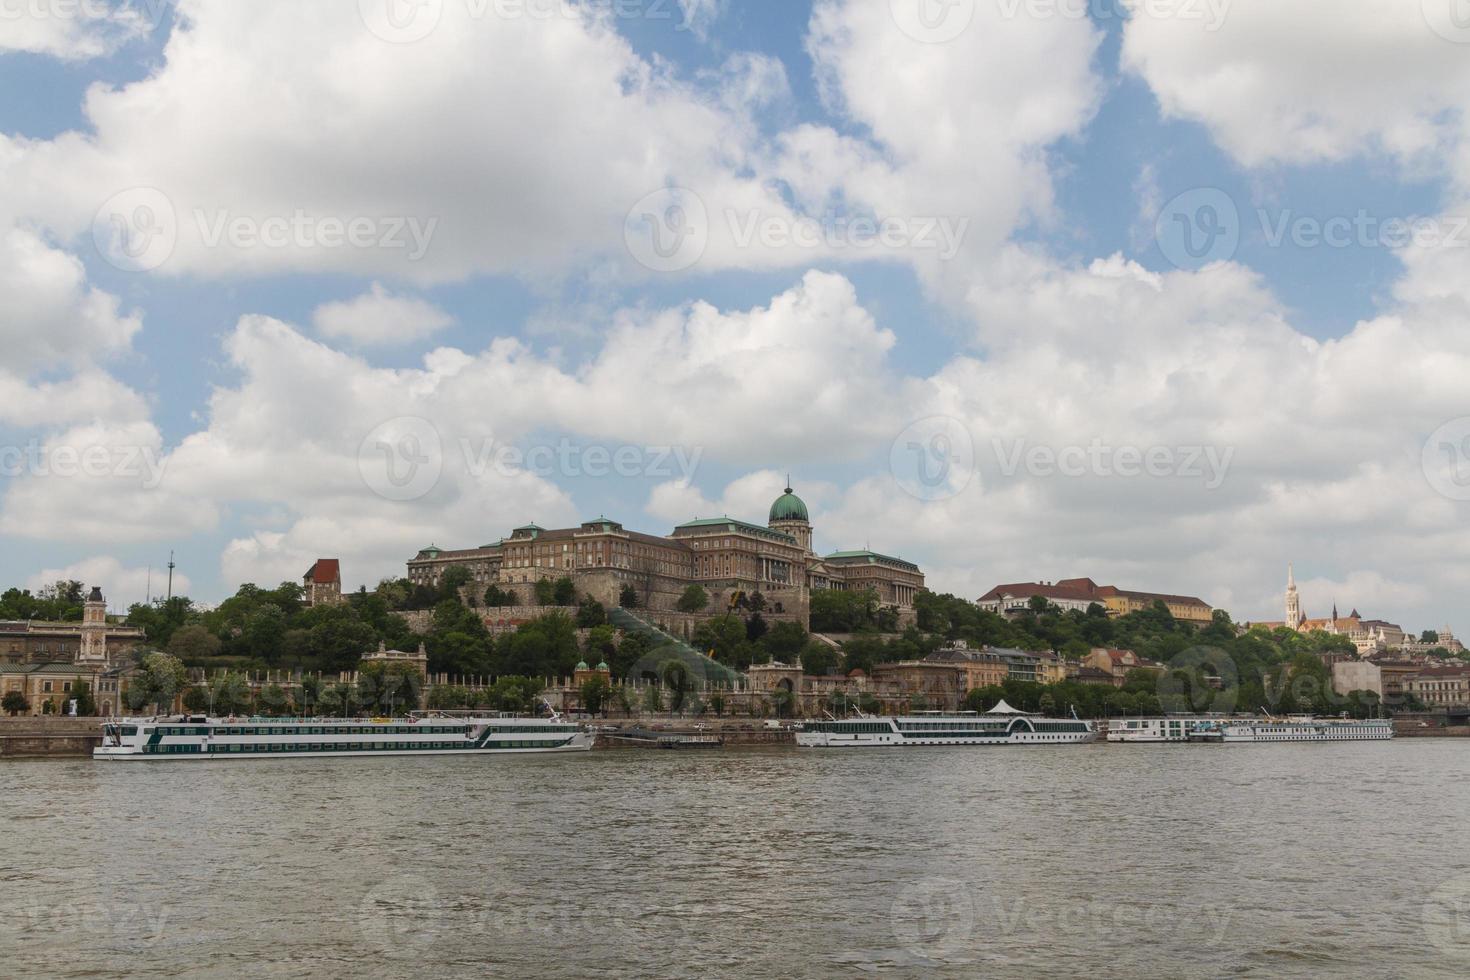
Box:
[1285,564,1304,630]
[768,480,813,554]
[77,586,109,665]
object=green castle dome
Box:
[769,484,809,523]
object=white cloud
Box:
[4,0,808,282]
[0,226,141,372]
[26,555,191,609]
[312,282,453,347]
[0,1,154,60]
[1122,0,1470,175]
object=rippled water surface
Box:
[5,741,1470,978]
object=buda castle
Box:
[405,483,924,628]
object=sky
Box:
[1,0,1468,633]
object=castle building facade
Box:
[0,587,143,716]
[405,484,925,627]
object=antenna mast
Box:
[166,551,176,601]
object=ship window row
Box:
[143,739,571,754]
[162,725,470,736]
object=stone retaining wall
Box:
[0,717,102,758]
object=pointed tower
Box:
[1285,564,1304,630]
[77,586,109,665]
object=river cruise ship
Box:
[1106,717,1199,743]
[796,703,1096,748]
[1218,717,1393,743]
[94,712,594,760]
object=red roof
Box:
[304,559,340,584]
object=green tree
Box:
[257,683,290,716]
[209,672,253,715]
[771,688,796,718]
[165,623,221,662]
[484,585,518,607]
[127,652,188,713]
[708,692,725,717]
[358,663,423,715]
[660,659,693,713]
[533,578,557,605]
[576,599,606,628]
[691,615,745,662]
[241,604,288,663]
[182,685,210,713]
[676,584,709,613]
[2,691,29,715]
[552,577,577,606]
[799,642,841,677]
[579,675,610,716]
[297,675,324,715]
[642,684,664,714]
[618,584,639,609]
[761,620,808,662]
[440,565,471,600]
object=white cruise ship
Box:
[1218,717,1393,743]
[796,702,1096,748]
[94,712,594,760]
[1106,717,1199,743]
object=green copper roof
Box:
[768,485,809,523]
[825,550,920,572]
[674,517,797,544]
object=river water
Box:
[4,740,1469,978]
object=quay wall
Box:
[0,717,102,758]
